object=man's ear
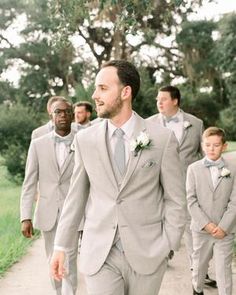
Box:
[173,98,178,106]
[121,85,132,100]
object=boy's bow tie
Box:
[204,159,224,169]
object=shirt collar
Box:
[108,112,136,140]
[53,130,74,141]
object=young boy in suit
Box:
[186,127,236,295]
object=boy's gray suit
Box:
[54,114,186,294]
[186,158,236,294]
[20,131,78,295]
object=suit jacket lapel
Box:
[60,130,76,177]
[203,165,214,192]
[97,120,118,190]
[179,111,191,146]
[47,135,60,174]
[120,115,146,192]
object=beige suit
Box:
[186,158,236,294]
[20,131,78,295]
[31,121,53,139]
[147,110,204,266]
[55,114,186,294]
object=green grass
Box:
[227,141,236,153]
[0,162,39,277]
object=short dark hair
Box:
[73,101,93,113]
[47,96,68,114]
[202,127,226,144]
[159,85,181,106]
[101,60,140,100]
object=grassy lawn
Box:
[227,141,236,153]
[0,161,39,277]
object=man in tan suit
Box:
[147,86,216,288]
[21,99,78,295]
[51,60,186,295]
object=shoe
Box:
[168,250,174,260]
[193,288,204,295]
[204,274,217,288]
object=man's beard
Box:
[97,95,123,119]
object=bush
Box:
[0,103,42,182]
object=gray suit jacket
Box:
[147,111,204,173]
[55,113,186,275]
[20,131,75,231]
[31,121,53,139]
[186,157,236,234]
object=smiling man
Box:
[20,98,79,295]
[51,60,186,295]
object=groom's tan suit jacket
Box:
[55,113,186,275]
[20,131,75,231]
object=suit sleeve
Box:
[160,132,187,250]
[20,141,39,221]
[218,174,236,233]
[198,120,204,157]
[54,134,90,249]
[186,165,211,230]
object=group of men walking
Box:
[20,60,236,295]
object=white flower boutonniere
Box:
[220,167,231,178]
[183,121,192,129]
[130,131,151,156]
[69,142,75,153]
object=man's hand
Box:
[203,222,217,234]
[51,250,66,281]
[211,226,226,239]
[21,220,34,238]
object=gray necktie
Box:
[114,128,126,175]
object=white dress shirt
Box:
[53,131,74,169]
[162,109,184,143]
[205,156,222,189]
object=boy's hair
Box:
[202,127,226,144]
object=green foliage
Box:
[0,162,39,277]
[133,68,157,118]
[0,104,41,181]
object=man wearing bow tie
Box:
[51,60,186,295]
[147,86,218,288]
[20,99,78,295]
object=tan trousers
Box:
[84,244,167,295]
[42,222,79,295]
[192,231,235,295]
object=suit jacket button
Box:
[116,199,122,204]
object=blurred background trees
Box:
[0,0,236,180]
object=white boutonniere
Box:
[220,167,231,178]
[69,142,75,153]
[183,121,192,129]
[130,131,151,156]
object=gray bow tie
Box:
[204,159,224,169]
[54,135,72,146]
[165,116,179,123]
